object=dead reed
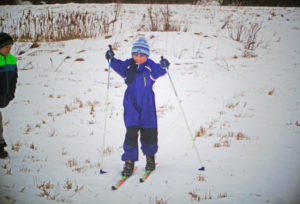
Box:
[1,5,120,42]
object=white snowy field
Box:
[0,3,300,204]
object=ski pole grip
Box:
[160,56,169,70]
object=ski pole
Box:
[100,45,113,174]
[162,56,205,171]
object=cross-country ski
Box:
[111,166,138,190]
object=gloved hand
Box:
[125,59,138,85]
[160,56,170,69]
[105,45,115,61]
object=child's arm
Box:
[147,59,167,80]
[110,58,130,78]
[7,64,18,102]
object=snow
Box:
[1,3,300,204]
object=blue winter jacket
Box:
[111,58,166,128]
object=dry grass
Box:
[104,35,112,39]
[194,32,203,36]
[3,120,10,126]
[88,120,96,125]
[64,105,71,113]
[11,141,22,152]
[65,157,101,174]
[226,102,239,109]
[236,132,247,140]
[61,147,67,156]
[189,191,212,202]
[139,5,187,32]
[90,104,95,115]
[214,132,249,148]
[214,140,230,148]
[66,158,78,168]
[75,185,84,193]
[157,104,174,117]
[103,146,114,156]
[1,5,121,42]
[73,167,84,173]
[171,46,184,59]
[153,197,169,204]
[49,129,56,137]
[37,181,54,190]
[30,143,37,150]
[64,179,72,190]
[217,192,228,199]
[38,189,60,201]
[226,20,262,56]
[64,98,86,113]
[268,88,275,95]
[2,163,9,170]
[195,127,206,137]
[75,58,85,62]
[189,191,228,202]
[24,124,32,134]
[20,187,26,193]
[6,168,12,175]
[197,174,207,182]
[30,42,40,48]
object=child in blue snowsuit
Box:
[105,37,170,177]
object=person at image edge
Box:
[0,32,18,159]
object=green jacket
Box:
[0,53,18,108]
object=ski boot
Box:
[121,160,134,177]
[145,156,155,171]
[0,143,8,159]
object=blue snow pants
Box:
[122,126,158,161]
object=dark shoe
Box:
[145,156,155,171]
[0,143,8,159]
[121,160,134,177]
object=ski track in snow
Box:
[0,3,300,204]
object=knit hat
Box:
[131,37,149,58]
[0,33,14,49]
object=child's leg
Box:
[0,111,5,145]
[0,111,8,158]
[140,128,158,157]
[121,126,139,162]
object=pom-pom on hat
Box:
[0,33,14,49]
[131,37,149,58]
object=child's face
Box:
[133,54,147,65]
[0,44,12,56]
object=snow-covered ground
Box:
[0,3,299,204]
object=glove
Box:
[105,45,115,61]
[160,56,170,69]
[125,59,138,85]
[105,50,114,61]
